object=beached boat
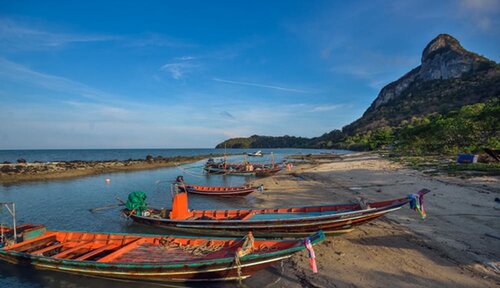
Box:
[247,151,263,157]
[175,177,263,197]
[0,223,324,283]
[204,160,283,177]
[123,189,429,238]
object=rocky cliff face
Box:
[343,34,499,135]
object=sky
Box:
[0,0,499,149]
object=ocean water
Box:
[0,148,351,163]
[0,148,350,287]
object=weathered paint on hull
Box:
[0,253,288,282]
[187,189,255,197]
[0,228,325,284]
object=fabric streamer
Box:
[408,191,426,219]
[304,238,318,273]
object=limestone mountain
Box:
[343,34,499,135]
[216,34,499,149]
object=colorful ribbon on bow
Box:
[304,238,318,273]
[408,191,426,219]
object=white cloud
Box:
[330,52,418,90]
[460,0,499,11]
[126,32,195,48]
[0,17,117,50]
[310,104,343,112]
[212,78,310,93]
[459,0,500,30]
[0,58,116,101]
[175,56,197,61]
[160,62,199,80]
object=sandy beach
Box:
[248,152,499,287]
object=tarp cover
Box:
[125,191,147,215]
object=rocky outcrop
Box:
[343,34,499,135]
[0,154,225,183]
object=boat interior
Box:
[2,225,301,263]
[146,192,409,221]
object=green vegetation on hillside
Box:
[216,130,346,149]
[217,100,499,155]
[340,100,499,154]
[343,65,500,135]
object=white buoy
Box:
[105,178,111,184]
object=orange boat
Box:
[124,189,429,238]
[0,224,324,283]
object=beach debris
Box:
[349,187,362,190]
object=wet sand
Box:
[249,152,499,287]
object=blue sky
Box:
[0,0,499,149]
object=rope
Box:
[159,237,224,256]
[174,163,206,178]
[234,232,255,284]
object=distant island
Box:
[217,34,500,155]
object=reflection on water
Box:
[0,149,348,287]
[0,261,286,288]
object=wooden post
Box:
[0,202,17,243]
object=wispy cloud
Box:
[126,32,196,48]
[309,104,343,112]
[160,62,199,80]
[459,0,500,30]
[0,18,198,52]
[175,56,197,61]
[63,101,135,121]
[0,58,117,101]
[0,18,117,50]
[212,78,310,93]
[331,52,418,90]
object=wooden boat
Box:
[247,151,263,157]
[175,177,263,197]
[179,184,262,197]
[0,224,324,283]
[124,189,430,238]
[204,162,283,177]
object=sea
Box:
[0,148,350,287]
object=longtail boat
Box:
[174,176,263,197]
[0,223,324,283]
[123,189,429,238]
[177,183,263,197]
[247,151,263,157]
[204,158,282,176]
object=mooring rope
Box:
[174,163,206,178]
[159,237,225,256]
[234,232,255,284]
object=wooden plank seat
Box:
[5,233,57,252]
[74,243,120,261]
[96,238,142,262]
[31,242,65,255]
[51,241,93,259]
